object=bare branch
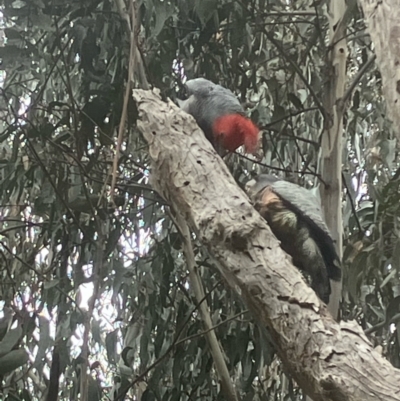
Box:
[172,211,239,401]
[132,88,400,401]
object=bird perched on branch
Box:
[176,78,260,155]
[246,174,341,304]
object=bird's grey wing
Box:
[270,180,331,238]
[270,180,341,281]
[184,79,243,116]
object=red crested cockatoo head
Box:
[177,78,260,155]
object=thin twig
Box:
[341,172,363,235]
[172,211,239,401]
[341,55,377,106]
[263,107,320,130]
[0,241,84,315]
[176,310,250,345]
[109,2,137,201]
[262,28,327,121]
[113,282,221,400]
[79,219,104,401]
[237,153,326,184]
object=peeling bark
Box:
[132,89,400,401]
[359,0,400,139]
[320,0,348,321]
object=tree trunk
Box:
[358,0,400,139]
[132,88,400,401]
[320,0,348,320]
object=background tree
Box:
[358,0,400,140]
[0,1,398,400]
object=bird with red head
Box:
[177,78,260,155]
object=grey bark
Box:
[358,0,400,139]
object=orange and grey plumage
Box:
[246,174,341,304]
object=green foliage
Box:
[0,0,398,400]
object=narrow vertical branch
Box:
[174,212,239,401]
[110,2,136,199]
[319,0,349,319]
[110,0,149,200]
[79,220,104,401]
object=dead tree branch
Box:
[132,88,400,401]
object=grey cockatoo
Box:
[246,174,341,304]
[177,78,260,154]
